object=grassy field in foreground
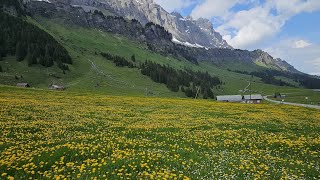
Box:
[0,86,319,179]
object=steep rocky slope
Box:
[51,0,231,49]
[23,0,299,73]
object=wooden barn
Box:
[242,94,263,104]
[16,83,30,88]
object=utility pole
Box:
[195,86,200,99]
[250,75,253,102]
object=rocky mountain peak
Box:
[21,0,300,73]
[170,11,183,19]
[65,0,232,49]
[195,18,214,34]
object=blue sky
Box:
[154,0,320,75]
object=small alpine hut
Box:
[16,83,30,88]
[242,94,263,104]
[216,95,243,102]
[49,85,66,91]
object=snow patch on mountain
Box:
[33,0,51,3]
[172,37,208,50]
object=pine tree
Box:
[26,45,37,66]
[0,35,5,59]
[45,57,54,67]
[0,65,2,72]
[44,44,53,67]
[38,56,45,66]
[203,91,208,99]
[33,44,41,58]
[131,54,136,62]
[15,42,26,61]
[181,86,185,92]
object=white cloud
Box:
[188,0,320,49]
[218,6,285,49]
[154,0,196,12]
[293,40,312,49]
[267,0,320,16]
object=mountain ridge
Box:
[58,0,232,49]
[23,0,300,74]
[2,0,320,96]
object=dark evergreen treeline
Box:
[101,52,222,99]
[299,76,320,89]
[0,12,72,70]
[141,61,221,98]
[229,69,320,89]
[229,69,295,87]
[101,52,135,68]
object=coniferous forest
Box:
[0,0,25,15]
[101,52,221,99]
[0,12,72,70]
[228,69,320,89]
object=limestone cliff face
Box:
[66,0,232,49]
[23,0,299,73]
[252,50,298,72]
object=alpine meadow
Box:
[0,0,320,179]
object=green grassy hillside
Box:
[0,16,313,98]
